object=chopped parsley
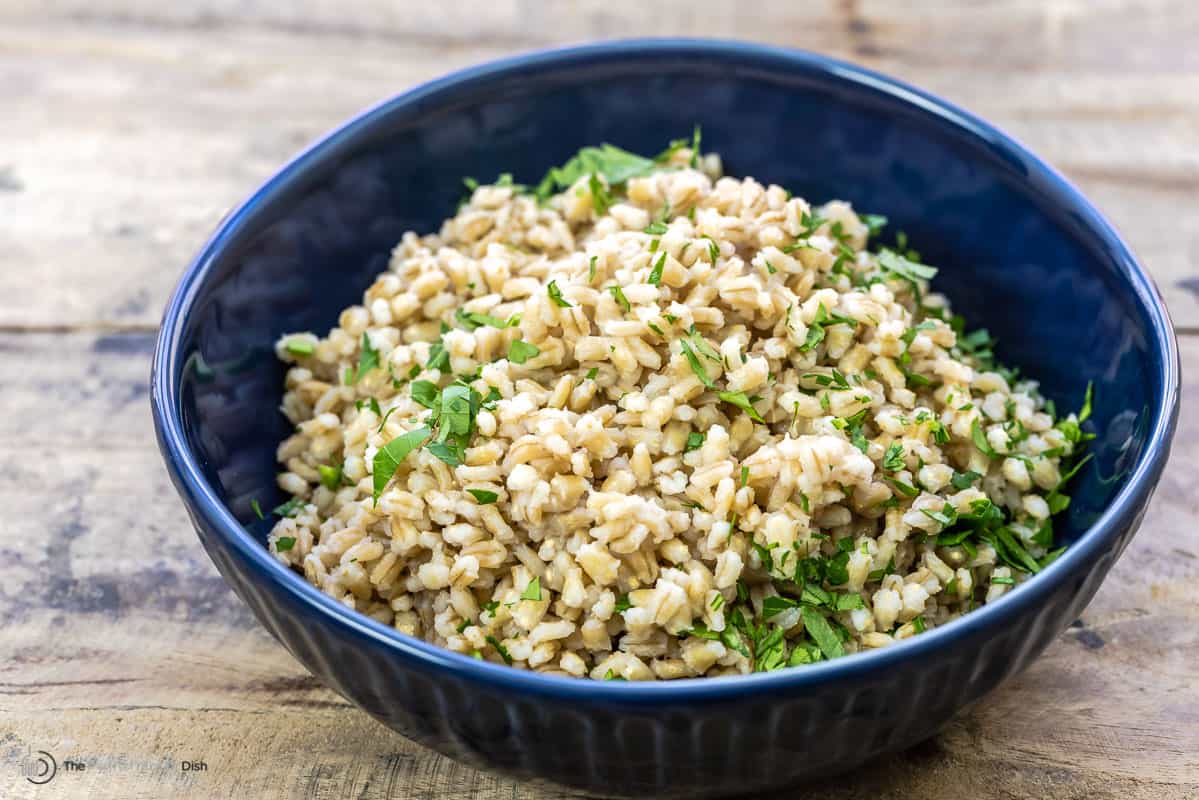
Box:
[679,338,715,388]
[372,426,431,503]
[951,470,982,490]
[534,143,658,202]
[275,536,296,552]
[718,390,765,423]
[353,332,380,383]
[411,380,440,408]
[485,635,513,664]
[454,308,509,330]
[285,338,314,356]
[317,464,344,490]
[546,280,573,308]
[801,606,845,660]
[799,303,857,352]
[588,255,598,283]
[614,594,632,613]
[508,339,540,364]
[648,252,666,285]
[685,431,706,452]
[520,576,542,602]
[588,173,612,216]
[882,442,905,471]
[467,489,498,504]
[272,497,304,518]
[644,221,668,236]
[608,285,631,313]
[250,499,264,520]
[586,367,599,380]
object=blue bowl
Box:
[152,39,1179,798]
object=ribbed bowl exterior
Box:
[181,499,1146,798]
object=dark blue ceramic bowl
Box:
[152,39,1179,798]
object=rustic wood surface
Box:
[1,1,1196,798]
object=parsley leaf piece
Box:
[882,442,905,472]
[588,255,598,283]
[802,606,845,660]
[508,340,540,364]
[648,252,666,285]
[718,390,765,423]
[862,213,888,237]
[762,595,799,619]
[272,497,304,518]
[951,470,982,490]
[685,431,706,453]
[878,249,938,282]
[614,594,632,613]
[520,576,542,602]
[588,173,612,216]
[971,418,1000,458]
[250,499,264,520]
[679,339,716,389]
[1078,381,1094,423]
[454,308,508,331]
[644,221,668,235]
[275,536,296,552]
[703,236,720,262]
[372,426,431,503]
[285,338,314,356]
[411,380,440,409]
[546,280,573,308]
[485,635,513,664]
[317,464,343,490]
[608,285,631,313]
[467,489,498,504]
[740,465,750,487]
[586,367,599,380]
[534,143,657,202]
[885,477,919,498]
[689,124,702,168]
[353,333,380,383]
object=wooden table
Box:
[2,2,1196,797]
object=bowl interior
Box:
[167,43,1166,575]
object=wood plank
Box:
[0,329,1195,798]
[1,5,1198,331]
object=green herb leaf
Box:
[802,606,845,660]
[275,536,296,552]
[680,339,715,389]
[353,333,380,384]
[971,418,999,458]
[648,252,666,285]
[318,464,343,490]
[718,391,765,423]
[762,595,799,619]
[372,426,431,503]
[951,470,981,490]
[272,497,304,518]
[685,431,706,453]
[588,173,612,216]
[862,214,888,237]
[615,594,632,613]
[411,380,440,408]
[882,442,905,472]
[250,499,264,520]
[878,249,938,282]
[485,635,513,664]
[546,280,573,308]
[520,576,542,602]
[608,285,631,313]
[588,255,598,283]
[454,308,509,331]
[644,221,668,235]
[534,143,658,201]
[508,340,540,364]
[468,489,498,504]
[285,338,314,356]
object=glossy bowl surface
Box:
[151,39,1179,798]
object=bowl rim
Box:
[152,37,1180,702]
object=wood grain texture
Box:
[0,1,1196,798]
